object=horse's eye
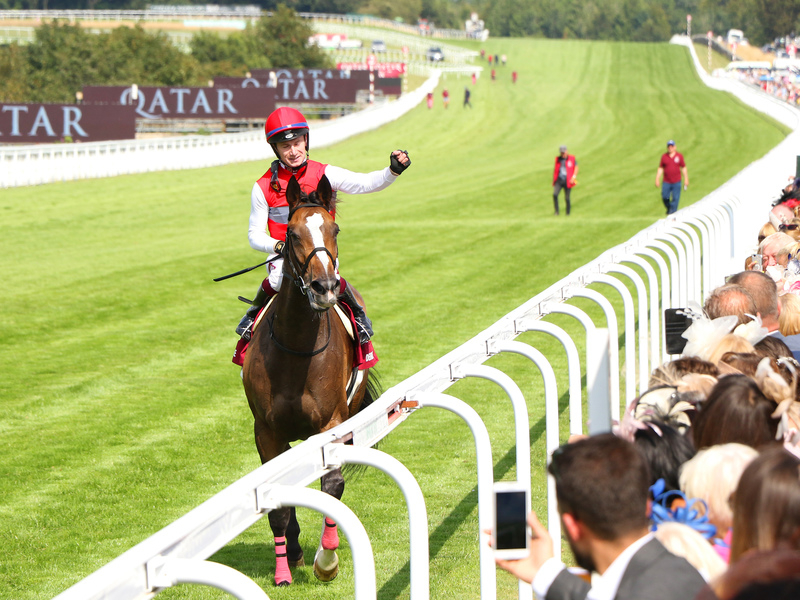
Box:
[333,224,340,237]
[286,228,299,241]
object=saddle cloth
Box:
[232,299,378,372]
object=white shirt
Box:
[532,533,654,600]
[248,162,397,255]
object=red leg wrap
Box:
[321,517,339,550]
[274,536,292,585]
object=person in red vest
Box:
[552,145,578,215]
[236,106,411,344]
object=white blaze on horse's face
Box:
[305,212,331,271]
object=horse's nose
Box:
[310,278,337,296]
[309,278,339,308]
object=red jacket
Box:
[553,155,577,188]
[255,160,330,240]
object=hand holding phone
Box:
[492,482,530,560]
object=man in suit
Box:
[495,434,705,600]
[726,270,800,360]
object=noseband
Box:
[283,202,337,298]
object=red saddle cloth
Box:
[232,303,378,370]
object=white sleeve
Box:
[323,164,397,195]
[248,181,280,254]
[532,558,567,599]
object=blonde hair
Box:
[679,443,759,534]
[759,222,777,244]
[654,522,727,581]
[779,292,800,336]
[707,334,755,366]
[787,218,800,242]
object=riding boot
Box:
[338,281,373,344]
[235,280,274,342]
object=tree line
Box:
[0,6,330,102]
[1,0,798,103]
[0,0,797,45]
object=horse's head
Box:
[283,175,340,311]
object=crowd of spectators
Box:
[726,68,800,106]
[495,175,800,598]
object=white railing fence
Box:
[52,40,800,600]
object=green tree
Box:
[251,5,332,68]
[0,43,32,102]
[752,0,800,43]
[94,25,204,87]
[24,21,100,102]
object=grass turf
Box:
[0,38,789,600]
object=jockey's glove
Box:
[390,150,411,175]
[274,240,285,256]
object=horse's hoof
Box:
[288,556,305,568]
[313,549,339,582]
[275,580,291,587]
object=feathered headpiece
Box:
[649,479,717,540]
[754,357,800,459]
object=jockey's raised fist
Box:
[390,150,411,176]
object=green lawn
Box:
[0,38,788,600]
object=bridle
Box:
[268,201,337,357]
[282,201,338,299]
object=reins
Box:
[266,305,332,357]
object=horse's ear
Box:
[317,175,333,211]
[286,176,301,209]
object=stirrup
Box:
[353,315,373,345]
[236,315,255,342]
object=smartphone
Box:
[664,308,692,355]
[492,482,530,560]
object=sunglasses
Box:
[780,224,799,231]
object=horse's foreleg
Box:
[314,468,344,581]
[256,426,297,586]
[267,508,294,586]
[286,507,304,567]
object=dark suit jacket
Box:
[546,538,706,600]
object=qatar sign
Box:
[81,86,276,120]
[214,68,367,103]
[0,103,136,143]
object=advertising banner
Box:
[81,86,276,120]
[0,103,136,143]
[214,68,367,103]
[336,62,408,78]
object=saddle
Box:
[232,298,378,378]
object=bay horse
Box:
[242,174,377,586]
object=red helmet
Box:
[265,107,309,147]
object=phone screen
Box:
[495,490,527,550]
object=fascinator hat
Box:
[679,301,769,362]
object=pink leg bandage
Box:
[274,536,292,585]
[321,517,339,550]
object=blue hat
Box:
[667,140,676,147]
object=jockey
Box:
[236,106,411,344]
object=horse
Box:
[242,174,378,586]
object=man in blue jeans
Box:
[655,140,689,215]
